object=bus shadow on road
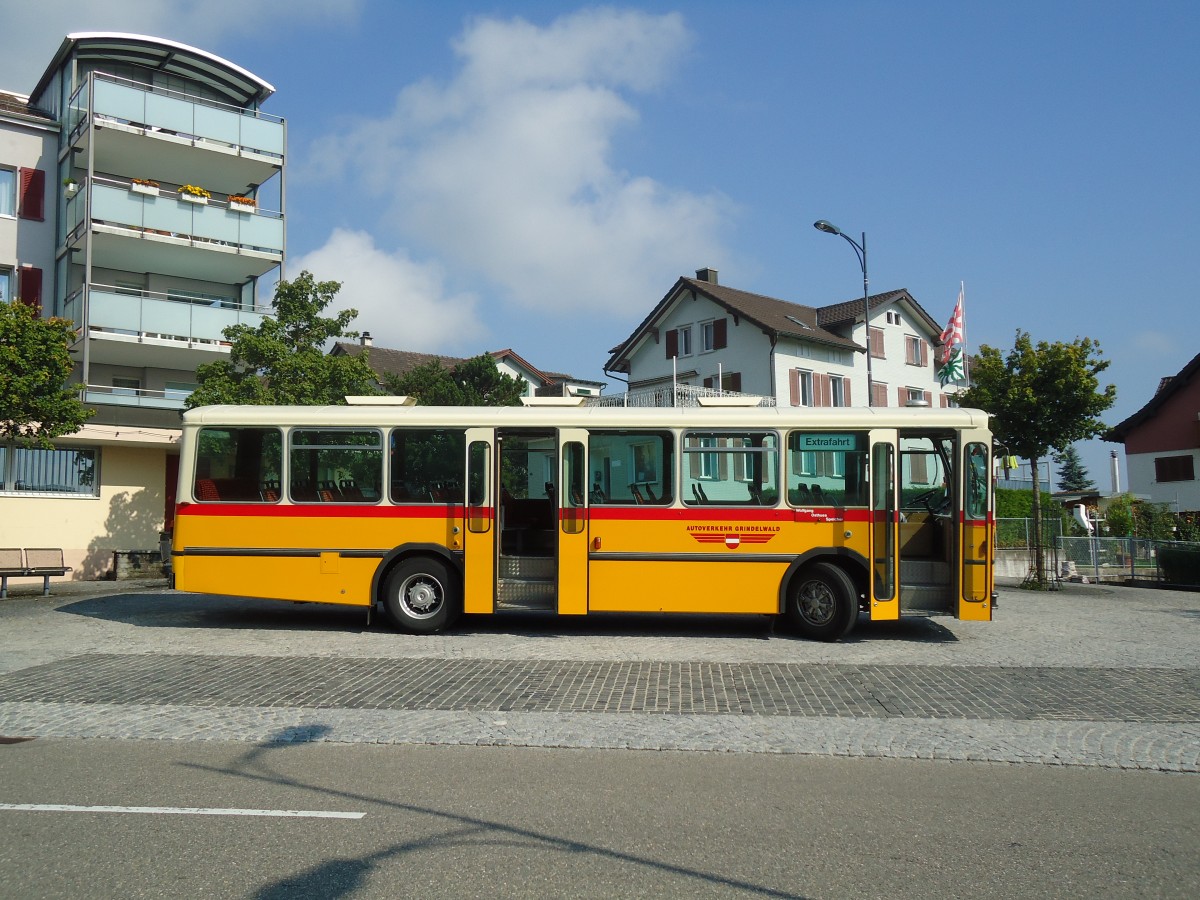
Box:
[55,592,375,634]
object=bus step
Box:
[497,576,556,610]
[499,555,555,580]
[899,583,953,613]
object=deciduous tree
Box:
[384,354,526,407]
[0,302,92,447]
[186,272,379,408]
[959,330,1116,586]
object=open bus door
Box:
[463,428,495,614]
[958,437,993,620]
[558,429,589,615]
[869,432,900,619]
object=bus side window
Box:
[194,427,282,503]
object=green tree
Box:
[384,353,526,406]
[0,302,92,448]
[1053,444,1095,492]
[959,330,1116,586]
[186,272,379,408]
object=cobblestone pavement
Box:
[0,578,1198,770]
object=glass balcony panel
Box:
[94,79,148,125]
[145,91,197,135]
[241,116,285,157]
[193,104,243,147]
[86,286,265,345]
[238,214,285,253]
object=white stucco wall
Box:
[1124,450,1200,512]
[0,114,58,294]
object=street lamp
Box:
[813,219,872,404]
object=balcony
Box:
[69,74,284,192]
[67,180,283,283]
[81,384,189,412]
[64,285,267,369]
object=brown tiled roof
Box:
[331,343,465,380]
[687,279,860,349]
[1106,351,1200,442]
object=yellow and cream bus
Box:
[171,397,993,640]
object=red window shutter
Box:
[869,327,885,358]
[18,266,43,313]
[940,394,950,408]
[897,387,906,406]
[789,369,801,406]
[714,318,728,350]
[18,168,46,221]
[871,383,887,407]
[665,329,678,359]
[702,375,714,389]
[920,340,929,367]
[842,377,851,407]
[727,372,741,392]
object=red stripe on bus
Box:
[175,503,486,519]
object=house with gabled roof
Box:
[331,336,606,398]
[603,268,956,408]
[1105,351,1200,512]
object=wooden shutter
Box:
[713,318,728,350]
[18,168,45,221]
[869,327,885,358]
[897,387,906,406]
[871,382,888,408]
[920,339,929,367]
[665,328,678,358]
[18,265,42,313]
[789,369,801,406]
[842,377,851,407]
[815,373,831,407]
[726,372,741,392]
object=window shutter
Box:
[702,375,714,389]
[897,387,906,406]
[815,373,831,407]
[665,329,678,359]
[789,369,800,406]
[18,168,45,221]
[940,394,949,408]
[18,265,43,313]
[871,383,887,408]
[869,327,884,358]
[714,318,727,349]
[920,339,929,367]
[727,372,741,392]
[842,377,851,407]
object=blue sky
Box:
[5,1,1197,486]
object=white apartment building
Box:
[1,33,284,577]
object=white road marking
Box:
[0,803,364,819]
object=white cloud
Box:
[307,8,732,317]
[0,0,361,92]
[291,229,485,353]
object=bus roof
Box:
[181,403,991,431]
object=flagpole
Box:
[960,281,970,387]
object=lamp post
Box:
[814,219,872,404]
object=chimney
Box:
[360,331,373,348]
[695,267,718,285]
[1110,450,1121,494]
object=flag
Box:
[938,288,964,364]
[938,347,965,386]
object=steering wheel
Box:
[909,488,948,514]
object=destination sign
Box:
[792,433,860,452]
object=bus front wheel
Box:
[787,562,858,641]
[383,558,460,633]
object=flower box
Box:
[180,192,207,205]
[131,182,158,197]
[229,201,255,214]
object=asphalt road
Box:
[2,739,1197,899]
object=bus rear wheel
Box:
[383,558,460,633]
[787,562,859,641]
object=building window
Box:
[905,335,929,366]
[701,318,727,352]
[886,310,901,326]
[868,326,885,358]
[829,375,849,407]
[0,167,15,217]
[0,268,11,304]
[1154,455,1195,483]
[703,372,741,392]
[789,369,814,407]
[665,325,693,358]
[901,387,930,407]
[0,444,100,496]
[112,377,141,397]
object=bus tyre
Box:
[787,562,859,642]
[383,558,460,633]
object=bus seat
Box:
[629,484,645,504]
[811,485,825,504]
[643,484,658,502]
[195,478,221,501]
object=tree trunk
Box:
[1030,454,1045,585]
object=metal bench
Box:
[0,548,72,598]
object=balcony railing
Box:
[63,285,267,346]
[70,72,284,159]
[81,384,190,411]
[585,385,777,408]
[76,178,283,255]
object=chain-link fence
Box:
[996,518,1063,550]
[1058,537,1200,585]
